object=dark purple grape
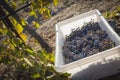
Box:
[67,45,73,49]
[81,27,87,36]
[62,21,116,64]
[89,40,94,48]
[102,31,108,39]
[69,52,75,57]
[74,49,80,54]
[80,52,86,58]
[92,34,99,40]
[71,46,76,51]
[94,39,100,48]
[85,35,92,40]
[72,54,80,60]
[74,36,81,40]
[70,40,76,45]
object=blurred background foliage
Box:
[0,0,70,80]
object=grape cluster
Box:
[62,21,115,64]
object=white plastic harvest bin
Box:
[55,9,120,80]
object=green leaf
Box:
[103,11,110,19]
[23,57,33,67]
[32,73,41,78]
[38,49,55,63]
[59,72,71,78]
[49,54,55,63]
[0,57,2,61]
[37,49,50,63]
[12,38,22,46]
[25,48,34,55]
[6,30,15,37]
[34,62,42,72]
[37,52,46,62]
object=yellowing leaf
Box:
[23,57,33,67]
[11,2,17,9]
[53,0,58,6]
[39,8,43,14]
[21,19,27,26]
[30,11,37,18]
[15,23,23,33]
[46,9,51,18]
[32,21,40,28]
[109,11,116,18]
[19,33,27,42]
[39,8,45,14]
[39,8,47,14]
[11,18,17,24]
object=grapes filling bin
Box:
[55,9,120,80]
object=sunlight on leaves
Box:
[21,19,27,26]
[53,0,58,6]
[32,21,40,28]
[30,11,37,18]
[19,33,27,42]
[15,23,23,33]
[11,17,17,24]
